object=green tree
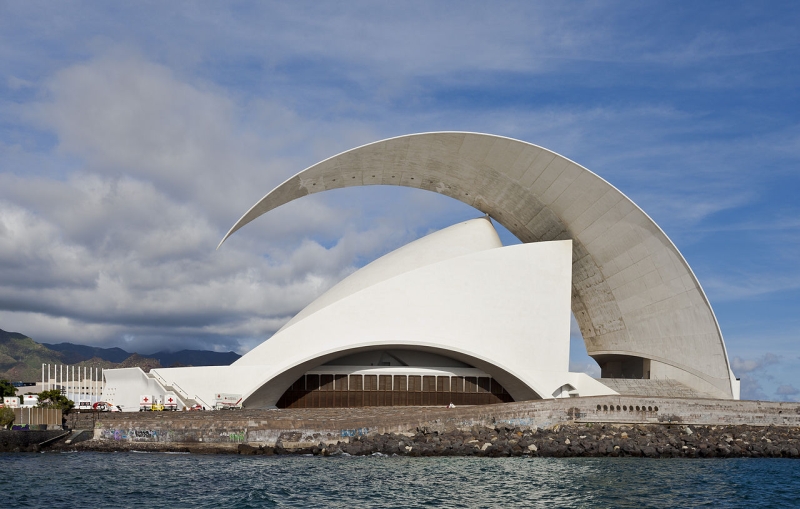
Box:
[36,389,74,411]
[0,378,17,398]
[0,407,13,428]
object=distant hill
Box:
[0,329,65,381]
[0,328,241,382]
[43,342,241,368]
[42,342,133,364]
[151,349,240,367]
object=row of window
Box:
[277,374,515,408]
[289,374,508,394]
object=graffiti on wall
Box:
[219,431,245,442]
[340,427,369,437]
[98,428,161,441]
[498,418,536,427]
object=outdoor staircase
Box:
[64,429,92,445]
[145,371,201,408]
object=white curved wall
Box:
[112,218,616,411]
[236,237,576,405]
[220,132,736,399]
[282,216,502,331]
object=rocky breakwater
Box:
[237,423,800,458]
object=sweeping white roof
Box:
[221,132,737,399]
[116,217,612,410]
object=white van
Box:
[2,397,19,408]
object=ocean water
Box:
[1,453,798,508]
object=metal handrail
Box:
[151,371,169,387]
[194,395,213,409]
[151,375,212,410]
[169,383,193,402]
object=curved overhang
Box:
[241,342,545,408]
[221,132,735,399]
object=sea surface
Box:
[1,452,798,508]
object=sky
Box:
[0,1,798,401]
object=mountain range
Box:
[0,328,240,382]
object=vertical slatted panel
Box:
[349,375,362,407]
[13,408,62,426]
[364,375,377,406]
[408,376,421,405]
[423,376,435,405]
[394,375,407,406]
[437,376,449,405]
[379,375,391,406]
[275,372,515,408]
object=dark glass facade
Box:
[276,373,513,408]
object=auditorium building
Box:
[103,132,739,411]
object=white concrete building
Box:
[103,132,738,411]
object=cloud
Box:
[0,51,460,354]
[730,353,781,401]
[775,384,800,402]
[739,373,767,401]
[730,353,780,374]
[7,76,34,90]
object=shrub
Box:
[0,407,14,428]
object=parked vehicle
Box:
[139,395,154,411]
[163,392,179,411]
[93,401,122,412]
[214,393,243,410]
[2,396,20,408]
[151,395,165,412]
[22,395,38,408]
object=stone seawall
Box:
[60,396,800,453]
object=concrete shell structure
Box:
[101,131,739,411]
[221,132,738,400]
[104,218,613,410]
[232,219,609,408]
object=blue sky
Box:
[0,1,798,401]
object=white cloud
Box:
[730,353,780,374]
[0,51,461,353]
[7,76,34,90]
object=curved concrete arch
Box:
[221,132,735,399]
[241,342,547,409]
